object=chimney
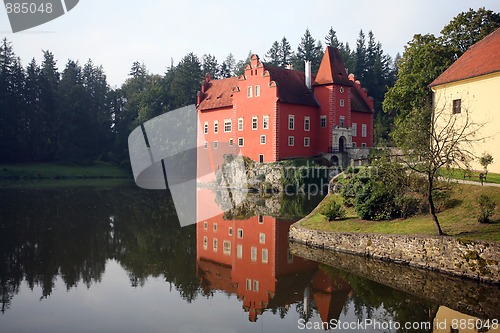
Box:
[304,60,312,89]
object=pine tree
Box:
[220,53,236,78]
[266,41,280,66]
[278,37,293,67]
[202,54,219,79]
[354,30,367,81]
[295,28,323,72]
[325,27,339,48]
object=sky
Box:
[1,0,499,88]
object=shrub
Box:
[320,201,346,221]
[477,194,496,223]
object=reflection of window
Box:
[229,138,234,147]
[252,116,258,130]
[237,244,243,259]
[259,233,266,244]
[213,238,218,251]
[262,249,268,263]
[320,116,326,128]
[251,246,257,262]
[304,117,310,131]
[238,117,244,131]
[237,229,243,239]
[246,279,252,290]
[213,141,218,149]
[204,141,208,149]
[223,241,231,255]
[203,236,208,250]
[253,280,259,292]
[263,116,269,129]
[287,249,294,263]
[453,99,461,114]
[362,124,367,137]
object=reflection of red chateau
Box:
[195,190,352,323]
[197,47,374,166]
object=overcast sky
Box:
[1,0,499,87]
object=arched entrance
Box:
[330,155,339,166]
[339,136,346,153]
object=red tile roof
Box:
[198,77,239,111]
[264,65,319,106]
[314,46,353,87]
[429,28,500,87]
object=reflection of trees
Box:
[0,185,202,313]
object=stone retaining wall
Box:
[289,223,500,284]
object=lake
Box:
[0,185,499,332]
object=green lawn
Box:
[301,183,500,242]
[442,168,500,184]
[0,162,131,188]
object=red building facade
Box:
[197,47,374,164]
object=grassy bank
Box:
[0,163,131,188]
[443,168,500,184]
[301,183,500,242]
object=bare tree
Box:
[392,101,485,235]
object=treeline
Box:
[1,8,498,166]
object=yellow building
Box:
[430,28,500,174]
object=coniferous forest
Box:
[1,8,498,167]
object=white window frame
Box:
[362,143,367,148]
[352,123,357,137]
[255,85,260,97]
[204,141,208,149]
[246,279,251,290]
[253,280,259,292]
[320,116,327,128]
[247,86,253,98]
[213,223,217,232]
[304,137,310,147]
[238,137,244,147]
[214,120,218,134]
[237,228,243,239]
[339,116,345,128]
[229,138,234,147]
[213,238,218,252]
[340,99,345,107]
[262,249,268,264]
[224,119,232,133]
[251,246,257,262]
[223,241,231,255]
[263,115,269,130]
[203,236,208,250]
[228,227,233,236]
[237,244,243,259]
[362,124,367,138]
[288,136,295,147]
[252,116,258,130]
[352,142,357,148]
[259,233,266,244]
[288,115,295,130]
[238,117,244,131]
[304,116,310,131]
[203,221,208,230]
[204,122,208,134]
[260,135,266,145]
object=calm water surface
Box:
[0,185,499,333]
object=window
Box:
[288,115,295,130]
[237,229,243,239]
[213,141,218,149]
[251,247,257,262]
[203,236,208,250]
[237,244,243,259]
[362,124,367,138]
[213,223,217,232]
[262,249,268,264]
[214,121,218,134]
[229,138,234,147]
[339,86,344,93]
[263,116,269,129]
[204,122,208,134]
[213,238,218,251]
[259,233,266,244]
[204,141,208,149]
[352,142,357,148]
[223,241,231,255]
[203,221,208,230]
[320,116,327,128]
[352,123,357,137]
[362,143,367,148]
[258,215,264,224]
[260,135,266,145]
[259,154,264,163]
[340,99,345,107]
[238,137,244,147]
[255,85,260,97]
[224,119,232,133]
[238,117,244,131]
[252,116,258,130]
[253,280,259,292]
[304,137,310,147]
[288,136,295,146]
[339,116,345,127]
[304,116,310,131]
[246,279,252,290]
[228,227,233,236]
[247,86,253,98]
[453,99,461,114]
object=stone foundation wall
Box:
[289,223,500,284]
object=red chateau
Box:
[197,46,374,164]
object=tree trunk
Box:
[428,177,444,236]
